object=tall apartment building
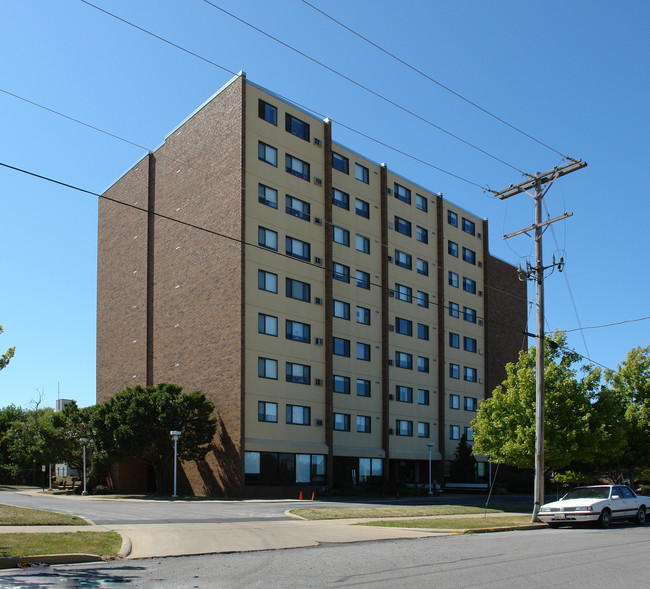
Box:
[97,72,526,495]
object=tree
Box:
[0,325,15,370]
[472,333,623,473]
[451,433,477,482]
[90,383,217,494]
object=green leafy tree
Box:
[472,333,623,472]
[0,325,15,370]
[90,383,217,494]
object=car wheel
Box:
[598,508,612,529]
[634,506,646,525]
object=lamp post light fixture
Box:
[170,430,182,499]
[79,437,89,496]
[426,442,436,496]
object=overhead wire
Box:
[299,0,571,161]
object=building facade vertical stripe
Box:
[379,164,390,479]
[436,193,446,461]
[239,74,247,480]
[146,152,156,387]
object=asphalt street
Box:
[1,525,647,588]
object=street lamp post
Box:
[79,438,89,495]
[426,442,436,495]
[170,430,181,499]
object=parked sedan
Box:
[538,485,649,528]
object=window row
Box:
[393,216,428,243]
[258,358,314,384]
[448,302,478,323]
[259,271,314,302]
[332,338,372,361]
[393,284,430,307]
[448,240,476,264]
[449,425,474,441]
[332,299,371,325]
[258,141,311,181]
[392,183,430,213]
[394,386,431,405]
[449,395,479,412]
[394,317,430,340]
[332,188,370,218]
[332,266,371,289]
[395,420,431,438]
[447,211,477,236]
[259,99,311,143]
[448,271,477,294]
[332,226,370,254]
[448,333,478,352]
[333,376,371,396]
[394,351,430,372]
[333,413,373,433]
[448,364,479,382]
[394,250,429,276]
[332,151,370,185]
[258,226,312,261]
[245,450,326,484]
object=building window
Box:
[258,183,278,208]
[448,210,458,227]
[449,332,460,348]
[462,247,476,265]
[356,306,370,325]
[394,216,411,236]
[416,258,428,276]
[417,356,429,373]
[333,337,350,357]
[258,357,278,380]
[395,317,412,336]
[416,194,428,212]
[417,323,429,340]
[333,375,350,394]
[258,270,278,293]
[449,363,460,379]
[396,420,413,437]
[355,198,370,218]
[418,389,429,405]
[396,385,413,403]
[286,277,311,302]
[285,113,310,141]
[394,183,411,204]
[464,337,477,353]
[356,342,371,361]
[258,313,278,336]
[258,227,278,250]
[287,405,310,425]
[332,225,350,246]
[333,413,351,431]
[258,99,277,125]
[449,394,460,409]
[285,195,310,221]
[416,291,429,308]
[464,427,474,441]
[463,307,477,323]
[395,351,413,369]
[357,379,371,397]
[286,154,310,181]
[464,367,478,382]
[449,302,460,318]
[333,262,350,283]
[448,271,459,288]
[462,217,476,236]
[395,283,412,303]
[332,152,349,174]
[333,299,350,320]
[258,401,278,422]
[286,236,310,261]
[357,415,371,433]
[416,226,428,244]
[332,188,349,210]
[355,163,369,183]
[356,234,370,254]
[356,270,370,289]
[394,250,411,269]
[258,141,278,166]
[464,397,478,412]
[286,320,310,343]
[463,277,476,294]
[359,457,383,482]
[418,422,430,438]
[449,425,460,440]
[448,240,459,257]
[286,362,311,384]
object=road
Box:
[1,525,647,587]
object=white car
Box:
[538,485,649,528]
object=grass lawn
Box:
[0,531,122,557]
[0,504,88,526]
[361,515,537,530]
[291,503,529,521]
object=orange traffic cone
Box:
[311,491,315,501]
[299,491,303,500]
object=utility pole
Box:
[494,159,586,521]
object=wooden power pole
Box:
[494,159,587,521]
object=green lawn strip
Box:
[0,531,122,557]
[0,504,89,526]
[291,503,529,521]
[360,515,536,530]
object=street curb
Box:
[0,554,104,569]
[117,532,132,558]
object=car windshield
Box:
[563,487,610,500]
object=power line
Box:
[558,316,650,334]
[79,0,528,178]
[299,0,571,161]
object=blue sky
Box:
[1,0,648,410]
